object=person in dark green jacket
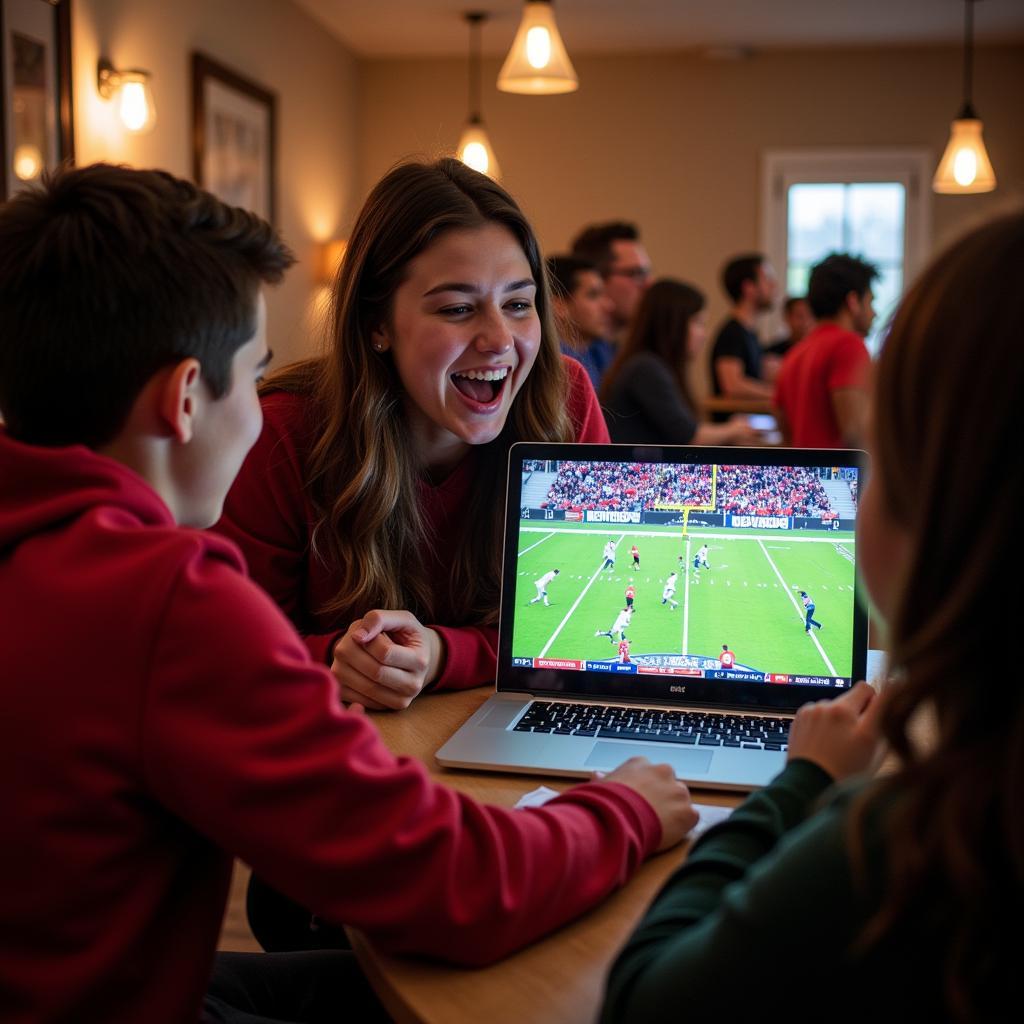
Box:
[602,209,1024,1024]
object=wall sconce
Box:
[320,239,347,284]
[933,0,996,194]
[497,0,578,95]
[97,58,157,134]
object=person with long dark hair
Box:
[602,278,758,445]
[601,211,1024,1023]
[217,158,608,711]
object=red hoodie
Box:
[0,429,658,1024]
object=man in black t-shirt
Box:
[710,254,778,408]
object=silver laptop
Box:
[437,442,869,791]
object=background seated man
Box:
[571,221,652,345]
[547,254,616,391]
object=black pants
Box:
[203,950,391,1023]
[246,873,351,953]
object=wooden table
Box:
[346,688,738,1024]
[701,395,775,417]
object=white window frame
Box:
[759,148,932,340]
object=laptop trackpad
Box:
[584,741,714,775]
[478,702,525,728]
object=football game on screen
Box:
[511,459,858,688]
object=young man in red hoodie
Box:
[0,165,696,1023]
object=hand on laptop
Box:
[595,758,699,851]
[786,680,884,782]
[331,610,444,710]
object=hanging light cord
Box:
[466,12,485,122]
[963,0,972,109]
[962,0,976,117]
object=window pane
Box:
[787,184,844,261]
[847,183,905,263]
[866,263,903,355]
[787,263,811,298]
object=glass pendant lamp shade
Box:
[457,12,501,180]
[933,115,996,193]
[932,0,996,194]
[457,116,502,179]
[497,0,578,95]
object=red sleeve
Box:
[826,336,870,392]
[564,355,611,443]
[145,547,661,966]
[213,393,341,665]
[429,623,499,691]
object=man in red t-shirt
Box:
[774,254,879,449]
[618,638,631,663]
[720,645,736,670]
[625,583,636,610]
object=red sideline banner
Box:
[535,658,583,671]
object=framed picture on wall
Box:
[192,52,276,224]
[0,0,74,200]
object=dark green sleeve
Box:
[601,760,863,1024]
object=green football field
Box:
[510,523,856,678]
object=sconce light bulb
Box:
[13,144,43,181]
[120,80,151,132]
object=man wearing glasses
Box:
[571,221,652,344]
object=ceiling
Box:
[291,0,1024,58]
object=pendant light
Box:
[456,12,502,180]
[933,0,996,194]
[497,0,578,95]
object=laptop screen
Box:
[499,443,869,714]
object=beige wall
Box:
[72,0,359,366]
[57,10,1024,374]
[359,44,1024,385]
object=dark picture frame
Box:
[0,0,74,199]
[192,52,276,224]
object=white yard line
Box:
[682,536,692,654]
[517,531,556,556]
[538,533,625,658]
[757,538,838,676]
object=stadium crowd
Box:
[539,461,838,517]
[716,465,832,516]
[542,461,713,511]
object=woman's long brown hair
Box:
[849,211,1024,1020]
[600,278,704,412]
[266,158,572,628]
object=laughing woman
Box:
[216,158,607,712]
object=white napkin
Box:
[515,785,734,839]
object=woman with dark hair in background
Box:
[602,211,1024,1023]
[601,278,758,446]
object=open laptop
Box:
[437,442,868,791]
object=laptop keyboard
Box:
[512,701,790,750]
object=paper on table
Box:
[515,785,734,838]
[514,785,561,808]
